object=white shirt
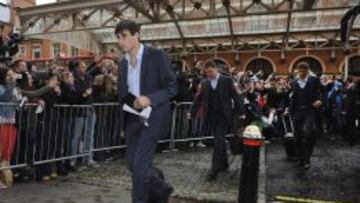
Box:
[209,73,220,90]
[297,76,308,89]
[125,44,144,97]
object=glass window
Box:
[343,55,360,76]
[71,46,79,57]
[246,58,274,77]
[32,46,41,59]
[52,43,61,57]
[19,46,26,56]
[293,57,323,76]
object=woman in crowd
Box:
[0,68,20,188]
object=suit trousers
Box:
[293,113,318,162]
[125,115,168,203]
[209,114,230,173]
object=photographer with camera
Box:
[1,23,22,65]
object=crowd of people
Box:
[0,56,119,188]
[176,61,360,146]
[0,54,359,189]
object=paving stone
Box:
[0,147,242,203]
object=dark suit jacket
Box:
[345,82,360,119]
[117,46,177,138]
[290,76,321,120]
[190,75,243,124]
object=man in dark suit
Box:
[115,20,177,203]
[189,60,243,181]
[344,71,360,145]
[290,62,322,170]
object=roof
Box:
[17,0,360,53]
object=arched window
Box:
[342,55,360,76]
[245,58,274,78]
[292,57,323,76]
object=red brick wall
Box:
[183,49,357,75]
[11,0,92,61]
[10,0,36,26]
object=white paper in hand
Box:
[140,106,152,119]
[19,97,28,107]
[122,104,152,127]
[123,104,141,115]
[261,110,275,125]
[35,105,44,114]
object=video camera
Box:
[1,2,23,64]
[0,33,23,62]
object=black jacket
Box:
[290,76,322,119]
[190,75,243,124]
[345,82,360,119]
[60,83,89,117]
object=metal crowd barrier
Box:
[1,101,234,171]
[0,102,124,171]
[169,102,212,150]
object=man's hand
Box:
[283,108,290,115]
[53,85,61,96]
[312,100,322,109]
[7,70,18,83]
[186,112,192,120]
[83,88,93,98]
[94,54,103,64]
[38,99,45,107]
[134,96,151,109]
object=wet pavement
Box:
[266,137,360,203]
[2,137,358,203]
[0,147,241,203]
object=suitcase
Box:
[282,115,299,160]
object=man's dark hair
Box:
[296,61,310,70]
[203,60,217,69]
[114,20,141,36]
[67,59,79,72]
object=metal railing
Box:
[1,101,232,171]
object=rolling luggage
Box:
[282,115,299,160]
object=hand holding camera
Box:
[53,85,61,95]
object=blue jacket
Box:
[0,83,17,124]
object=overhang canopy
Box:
[17,0,360,53]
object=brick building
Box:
[9,0,91,62]
[11,0,360,75]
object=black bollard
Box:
[238,137,263,203]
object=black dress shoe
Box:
[66,165,77,172]
[158,184,174,203]
[147,192,157,203]
[57,167,68,176]
[293,160,304,168]
[206,171,218,181]
[219,164,229,172]
[303,161,310,170]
